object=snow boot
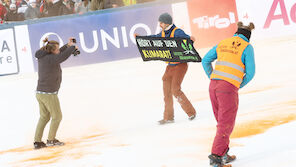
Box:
[34,141,47,149]
[188,114,196,121]
[209,154,232,167]
[46,139,65,147]
[223,151,236,164]
[158,119,174,125]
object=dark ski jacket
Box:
[35,45,75,92]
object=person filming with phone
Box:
[33,37,79,149]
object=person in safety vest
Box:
[135,13,197,125]
[202,21,255,167]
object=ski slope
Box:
[0,35,296,167]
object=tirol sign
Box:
[0,29,19,76]
[264,0,296,28]
[136,36,201,63]
[192,12,236,29]
[187,0,238,48]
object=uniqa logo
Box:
[40,32,64,48]
[181,40,195,55]
[38,23,153,53]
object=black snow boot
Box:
[209,154,232,167]
[188,114,196,121]
[34,141,47,149]
[222,149,236,164]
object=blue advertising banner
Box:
[27,4,172,70]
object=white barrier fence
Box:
[1,0,296,76]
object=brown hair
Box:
[237,21,255,31]
[41,38,59,53]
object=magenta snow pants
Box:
[209,80,239,156]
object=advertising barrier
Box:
[0,28,19,76]
[1,0,296,76]
[187,0,239,48]
[27,4,173,70]
[236,0,296,39]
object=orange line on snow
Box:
[1,132,107,166]
[0,147,33,155]
[231,100,296,138]
[231,114,296,138]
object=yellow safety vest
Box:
[210,36,249,88]
[123,0,137,6]
[162,27,180,65]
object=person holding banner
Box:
[202,22,255,167]
[135,13,197,125]
[33,37,77,149]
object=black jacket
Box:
[104,0,124,8]
[35,45,75,92]
[4,11,21,21]
[58,1,74,16]
[42,2,58,17]
[24,6,41,20]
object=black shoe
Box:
[188,114,196,121]
[34,141,47,149]
[158,119,174,125]
[46,139,65,147]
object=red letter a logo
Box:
[264,0,290,28]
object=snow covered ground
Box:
[0,36,296,167]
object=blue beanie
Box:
[158,13,173,25]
